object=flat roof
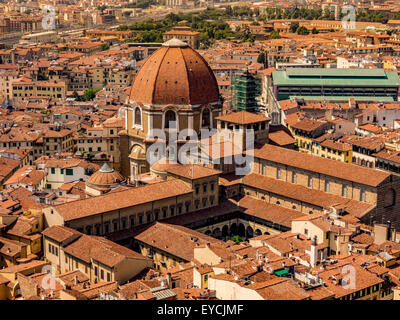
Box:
[272,68,400,87]
[289,95,395,102]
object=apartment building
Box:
[163,27,200,49]
[249,144,400,229]
[36,158,98,190]
[0,65,18,99]
[12,78,66,100]
[42,129,74,157]
[77,117,124,166]
[133,222,221,271]
[42,226,152,283]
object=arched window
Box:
[202,108,210,127]
[134,107,141,125]
[384,189,396,208]
[164,110,176,129]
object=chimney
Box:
[166,273,172,288]
[348,98,357,109]
[310,235,318,268]
[387,220,392,241]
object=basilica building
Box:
[120,38,223,179]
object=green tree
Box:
[311,27,319,34]
[231,235,244,244]
[72,91,80,101]
[290,21,300,33]
[269,29,281,39]
[257,52,265,64]
[296,25,310,35]
[225,5,233,16]
[82,89,100,101]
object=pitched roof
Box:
[238,196,306,228]
[249,144,390,187]
[134,222,221,261]
[216,111,270,125]
[44,226,150,268]
[52,179,193,221]
[242,173,375,218]
[166,164,221,180]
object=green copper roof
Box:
[272,68,400,87]
[288,95,395,102]
[274,269,289,276]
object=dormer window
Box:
[164,110,176,129]
[202,109,210,128]
[134,107,141,126]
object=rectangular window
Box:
[342,185,347,197]
[101,269,104,280]
[308,176,313,188]
[325,181,330,193]
[130,215,135,227]
[276,168,281,180]
[360,189,366,202]
[107,272,111,281]
[292,172,296,184]
[66,168,73,175]
[262,165,266,176]
[51,168,55,174]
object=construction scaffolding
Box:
[231,69,262,113]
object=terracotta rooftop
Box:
[216,111,270,125]
[51,179,193,221]
[133,222,221,262]
[166,164,221,180]
[250,144,391,187]
[242,173,375,218]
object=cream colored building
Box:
[42,226,152,284]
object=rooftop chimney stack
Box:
[310,235,318,267]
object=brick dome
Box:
[129,38,220,106]
[86,162,126,189]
